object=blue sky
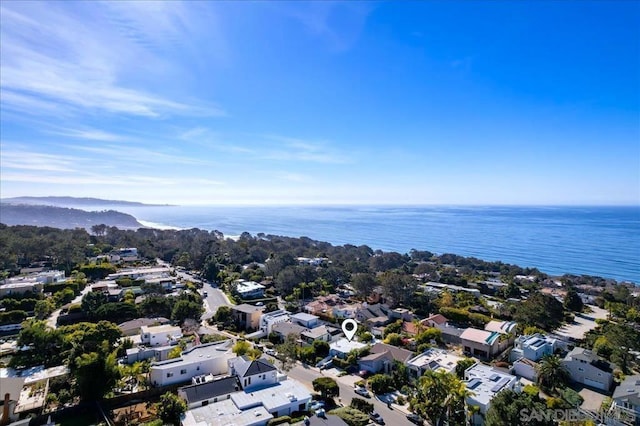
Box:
[1,1,638,205]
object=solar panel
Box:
[467,378,481,390]
[490,377,510,393]
[489,374,500,381]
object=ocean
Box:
[116,205,640,284]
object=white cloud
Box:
[0,2,226,118]
[262,135,351,164]
[49,127,125,142]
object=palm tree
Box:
[536,354,569,393]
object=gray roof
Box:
[566,347,615,373]
[370,342,413,362]
[0,377,25,402]
[232,304,264,314]
[179,376,241,404]
[307,414,349,426]
[613,374,640,400]
[272,321,307,337]
[234,356,277,378]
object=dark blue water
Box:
[117,205,640,283]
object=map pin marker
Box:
[342,319,358,341]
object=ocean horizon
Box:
[112,204,639,284]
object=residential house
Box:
[235,280,266,299]
[108,267,172,281]
[291,312,319,329]
[140,324,182,347]
[125,344,174,364]
[484,320,518,335]
[390,308,414,322]
[231,378,311,417]
[512,357,539,381]
[272,322,307,342]
[329,339,367,359]
[232,304,264,331]
[509,333,557,363]
[425,314,448,328]
[301,325,332,344]
[406,348,464,379]
[438,323,465,345]
[0,270,62,297]
[562,347,615,391]
[149,341,234,387]
[178,375,241,408]
[460,328,510,360]
[228,356,278,391]
[260,310,290,335]
[332,302,360,319]
[356,303,391,325]
[182,398,272,426]
[359,343,413,374]
[609,374,640,425]
[305,295,340,317]
[464,363,519,425]
[118,317,170,337]
[358,351,394,375]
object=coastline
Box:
[130,206,640,285]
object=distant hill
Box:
[1,196,171,207]
[0,204,144,229]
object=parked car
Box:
[406,413,425,425]
[316,358,333,370]
[309,401,325,411]
[370,412,385,425]
[354,386,370,398]
[265,348,277,356]
[203,291,208,297]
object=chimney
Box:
[1,393,11,426]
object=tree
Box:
[514,292,564,331]
[81,291,108,319]
[34,299,56,320]
[455,358,476,379]
[312,340,330,358]
[485,389,554,426]
[410,370,470,426]
[536,354,569,393]
[156,392,187,425]
[73,344,120,401]
[351,273,377,298]
[276,333,299,372]
[171,300,203,324]
[383,333,403,347]
[564,287,584,312]
[369,374,394,394]
[233,340,251,356]
[378,272,418,307]
[312,377,339,399]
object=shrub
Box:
[350,397,374,414]
[267,416,292,426]
[560,387,584,407]
[396,395,406,405]
[330,407,370,426]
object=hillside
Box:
[0,204,144,229]
[1,196,170,207]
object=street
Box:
[174,269,232,319]
[287,363,415,426]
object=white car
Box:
[354,386,370,398]
[309,401,325,411]
[265,348,277,356]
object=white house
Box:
[140,325,182,347]
[464,363,519,425]
[260,310,290,335]
[562,347,615,391]
[149,341,234,387]
[509,333,556,362]
[235,280,265,299]
[231,378,312,418]
[182,398,272,426]
[406,348,464,379]
[228,356,278,391]
[329,339,367,359]
[290,312,319,329]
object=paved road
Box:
[287,364,414,426]
[46,285,92,329]
[174,270,232,320]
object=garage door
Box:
[584,377,606,391]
